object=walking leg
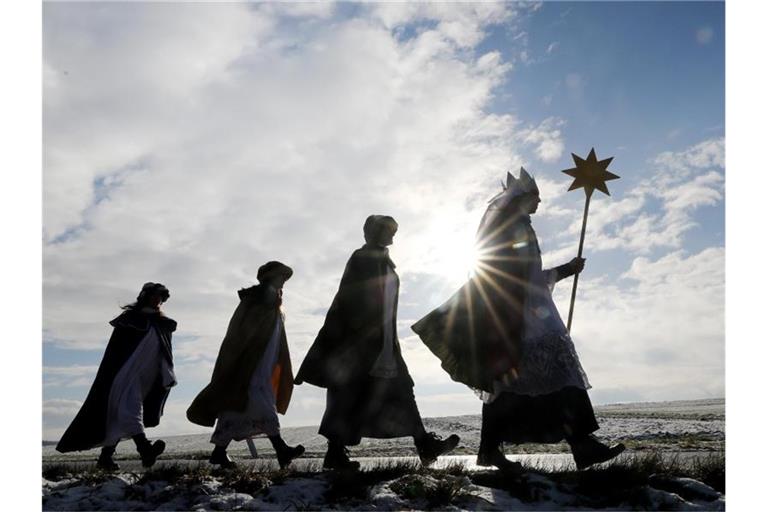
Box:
[97,443,119,471]
[269,434,305,469]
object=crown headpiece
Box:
[488,167,539,205]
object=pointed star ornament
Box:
[562,148,620,196]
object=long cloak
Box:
[186,285,293,428]
[295,245,413,389]
[56,310,176,453]
[412,207,573,394]
[295,245,423,445]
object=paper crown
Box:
[488,167,539,205]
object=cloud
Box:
[43,399,83,439]
[42,4,723,440]
[552,246,724,402]
[42,2,569,436]
[546,41,559,54]
[367,2,516,48]
[548,138,725,255]
[43,365,98,388]
[516,117,566,163]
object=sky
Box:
[42,1,725,441]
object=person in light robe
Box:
[56,282,177,471]
[187,261,304,469]
[295,215,460,470]
[412,169,625,471]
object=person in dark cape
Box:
[186,261,304,469]
[56,282,177,470]
[412,169,625,471]
[295,215,460,470]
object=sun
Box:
[423,221,480,285]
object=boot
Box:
[569,434,626,470]
[133,434,165,468]
[97,445,119,471]
[415,432,460,466]
[269,435,305,469]
[476,443,523,473]
[322,442,360,470]
[209,444,237,469]
[276,444,305,469]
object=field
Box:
[42,398,725,510]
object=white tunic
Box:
[210,316,283,444]
[483,239,591,403]
[369,267,399,378]
[103,326,175,446]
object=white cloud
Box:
[546,41,559,54]
[42,2,569,436]
[42,3,723,440]
[549,138,725,255]
[43,365,98,388]
[43,399,83,440]
[553,246,724,402]
[517,117,566,163]
[368,2,519,48]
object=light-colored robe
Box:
[369,268,399,378]
[210,316,283,444]
[103,326,176,446]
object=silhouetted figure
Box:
[56,282,177,470]
[295,215,460,470]
[186,262,304,469]
[412,170,625,471]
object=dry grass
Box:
[44,451,724,510]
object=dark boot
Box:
[476,443,523,473]
[133,434,165,468]
[322,441,360,470]
[569,434,626,470]
[415,432,460,466]
[209,444,237,469]
[269,435,305,469]
[97,445,119,471]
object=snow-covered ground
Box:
[43,464,725,511]
[43,398,725,462]
[42,398,725,510]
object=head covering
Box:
[363,215,398,244]
[137,282,170,303]
[257,261,294,284]
[487,167,540,209]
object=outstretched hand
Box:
[569,257,586,274]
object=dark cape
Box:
[186,285,294,428]
[295,245,413,389]
[412,204,598,444]
[295,245,423,445]
[412,208,548,393]
[56,310,177,453]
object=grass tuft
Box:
[390,474,472,509]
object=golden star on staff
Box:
[562,148,620,196]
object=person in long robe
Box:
[412,169,625,471]
[187,261,304,469]
[295,215,460,470]
[56,282,177,470]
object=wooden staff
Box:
[561,148,619,333]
